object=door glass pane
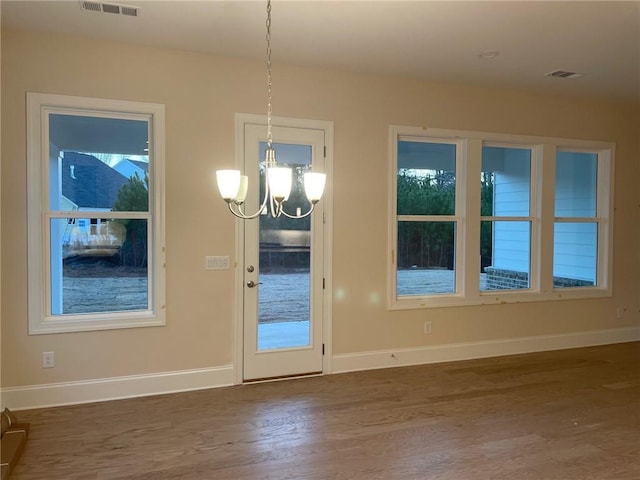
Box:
[553,222,597,288]
[396,221,456,296]
[397,141,456,216]
[257,142,313,350]
[51,217,149,315]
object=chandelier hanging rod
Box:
[215,0,326,220]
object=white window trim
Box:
[27,92,166,334]
[388,126,614,311]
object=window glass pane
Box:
[397,221,456,295]
[553,222,597,288]
[481,146,530,217]
[397,141,456,215]
[482,221,530,291]
[51,217,149,315]
[49,114,149,212]
[555,151,597,217]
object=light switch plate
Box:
[205,256,230,270]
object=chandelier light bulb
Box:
[235,175,248,203]
[304,172,326,203]
[267,167,292,202]
[216,170,241,202]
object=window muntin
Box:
[389,126,613,310]
[28,93,165,334]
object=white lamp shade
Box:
[235,175,248,203]
[216,170,241,201]
[304,172,326,203]
[267,167,292,201]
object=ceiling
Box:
[2,1,639,102]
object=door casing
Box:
[232,113,334,384]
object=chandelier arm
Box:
[256,177,271,215]
[227,202,261,220]
[279,202,316,219]
[228,178,271,219]
[228,203,267,220]
[268,192,280,218]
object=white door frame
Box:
[232,113,333,384]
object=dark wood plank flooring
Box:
[8,342,640,479]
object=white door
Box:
[241,119,327,381]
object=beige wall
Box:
[2,28,639,388]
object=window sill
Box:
[389,287,612,311]
[29,310,166,335]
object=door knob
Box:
[247,280,262,288]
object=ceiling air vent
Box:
[545,70,584,79]
[79,1,139,17]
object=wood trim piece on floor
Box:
[331,326,640,373]
[2,327,637,411]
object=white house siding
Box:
[486,149,598,289]
[553,151,598,284]
[490,147,531,274]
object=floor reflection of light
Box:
[249,396,318,454]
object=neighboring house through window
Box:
[27,93,165,333]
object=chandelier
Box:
[216,0,326,219]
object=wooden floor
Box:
[9,342,640,480]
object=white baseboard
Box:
[331,327,640,374]
[1,365,234,411]
[3,327,638,410]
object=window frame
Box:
[479,142,538,293]
[27,92,166,334]
[394,135,465,300]
[388,126,614,310]
[552,146,612,291]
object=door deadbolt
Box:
[247,265,254,273]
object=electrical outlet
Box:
[616,307,626,319]
[424,321,432,335]
[42,351,55,368]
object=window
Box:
[389,126,613,309]
[554,150,599,288]
[396,139,460,296]
[27,93,165,333]
[481,145,533,292]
